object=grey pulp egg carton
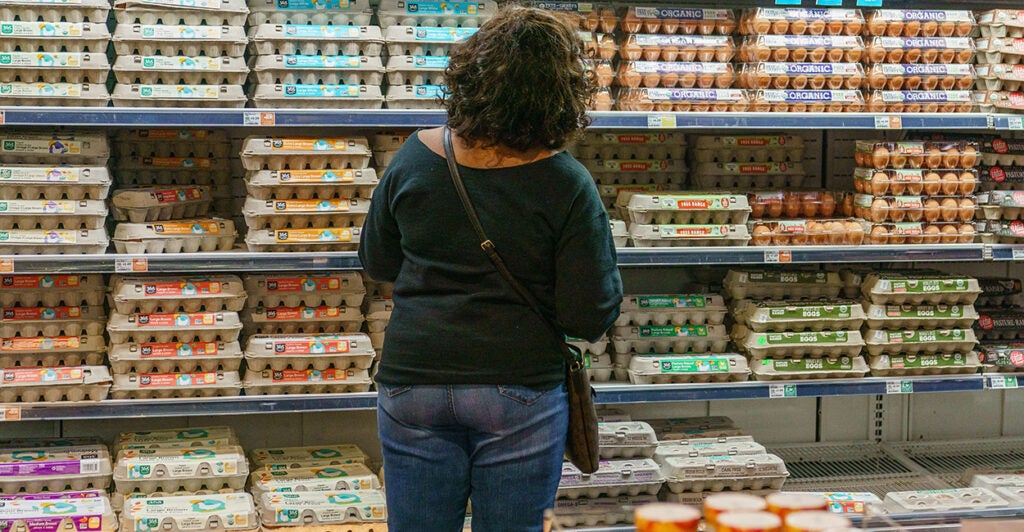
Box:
[864,328,978,356]
[114,55,250,86]
[553,495,657,529]
[606,220,627,249]
[377,0,494,28]
[628,224,751,247]
[240,136,372,171]
[0,228,109,255]
[597,421,658,459]
[113,24,248,57]
[250,83,384,109]
[977,190,1024,220]
[622,193,749,225]
[612,323,729,353]
[0,0,110,22]
[752,355,870,380]
[363,298,392,326]
[568,336,609,356]
[111,186,212,223]
[589,160,688,187]
[690,168,808,190]
[657,434,754,446]
[0,305,105,337]
[107,311,243,344]
[980,166,1024,191]
[863,273,981,305]
[972,473,1024,490]
[245,169,379,200]
[0,52,109,84]
[979,10,1024,39]
[0,83,108,106]
[734,299,866,332]
[252,55,385,86]
[649,416,736,434]
[996,486,1024,504]
[242,197,370,230]
[863,303,979,329]
[976,37,1024,65]
[385,84,445,109]
[383,26,476,56]
[0,335,106,367]
[0,274,105,307]
[243,306,364,335]
[978,219,1024,244]
[112,84,248,108]
[884,488,1008,513]
[120,492,259,532]
[386,55,448,86]
[108,341,244,374]
[867,352,982,376]
[0,491,116,532]
[0,365,111,403]
[574,132,686,161]
[653,440,767,461]
[115,0,250,26]
[113,218,238,254]
[0,199,107,230]
[660,453,789,493]
[244,333,376,371]
[249,24,383,56]
[556,459,664,500]
[690,134,805,164]
[979,345,1024,371]
[585,352,622,382]
[245,227,362,252]
[0,21,110,53]
[627,353,750,384]
[257,490,387,526]
[0,133,109,164]
[0,165,111,200]
[0,445,112,494]
[115,426,238,449]
[242,367,373,394]
[116,127,231,149]
[250,445,369,470]
[246,0,373,26]
[737,327,866,359]
[113,445,249,493]
[110,371,243,399]
[975,64,1024,92]
[976,308,1024,340]
[109,274,247,314]
[245,272,365,309]
[249,463,380,497]
[725,270,843,300]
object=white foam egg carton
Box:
[113,218,237,254]
[246,0,372,25]
[384,83,445,109]
[0,228,108,254]
[623,193,750,225]
[241,136,372,171]
[629,224,751,247]
[113,55,249,85]
[119,492,258,532]
[242,197,370,230]
[252,54,385,86]
[884,488,1009,513]
[244,333,375,371]
[0,274,105,307]
[553,495,655,528]
[557,459,664,500]
[612,324,729,353]
[257,490,387,526]
[245,227,362,252]
[0,165,110,200]
[0,52,109,84]
[245,273,364,309]
[626,354,750,384]
[0,21,109,53]
[250,83,384,109]
[653,440,767,461]
[0,305,105,338]
[738,328,865,359]
[0,199,107,230]
[250,463,380,497]
[863,328,978,356]
[115,0,249,26]
[242,367,373,394]
[113,24,247,56]
[0,491,116,532]
[660,453,789,493]
[0,82,108,106]
[108,341,243,374]
[110,371,242,399]
[109,274,246,314]
[111,186,211,223]
[0,133,108,164]
[108,311,243,344]
[251,445,368,470]
[863,303,979,329]
[735,299,865,332]
[249,24,383,56]
[385,55,448,86]
[752,355,870,380]
[0,0,110,21]
[0,365,111,403]
[244,306,364,335]
[384,26,476,56]
[617,294,727,327]
[112,83,247,108]
[725,270,843,300]
[868,352,982,376]
[690,135,804,163]
[245,169,378,200]
[0,445,112,494]
[377,0,494,28]
[863,273,982,305]
[113,445,248,493]
[598,422,658,459]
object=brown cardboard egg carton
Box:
[244,306,364,335]
[868,352,982,376]
[109,274,246,314]
[253,55,385,86]
[256,490,386,528]
[0,52,109,84]
[660,454,789,493]
[113,218,237,254]
[0,305,105,337]
[245,169,378,200]
[0,274,105,307]
[0,21,109,52]
[113,24,247,56]
[107,311,243,344]
[736,327,865,359]
[244,333,376,371]
[975,64,1024,92]
[0,365,111,403]
[864,328,978,356]
[0,228,108,254]
[734,299,866,332]
[617,294,727,327]
[0,445,112,494]
[246,0,372,26]
[111,186,212,223]
[240,137,372,171]
[250,84,384,110]
[627,354,750,384]
[108,341,243,373]
[863,303,978,329]
[0,165,110,200]
[557,459,664,500]
[250,445,369,470]
[385,84,445,109]
[386,55,447,86]
[245,227,362,252]
[586,159,688,185]
[242,197,370,230]
[979,10,1024,38]
[113,445,248,493]
[690,134,804,164]
[976,37,1024,65]
[114,0,249,26]
[115,127,230,149]
[112,84,247,108]
[242,367,373,394]
[383,26,475,56]
[0,0,110,22]
[862,273,981,305]
[120,493,258,532]
[726,269,843,300]
[752,355,870,380]
[114,55,249,85]
[612,324,729,353]
[110,371,242,399]
[250,24,384,56]
[0,199,107,230]
[245,273,365,308]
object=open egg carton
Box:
[244,333,375,371]
[120,493,258,532]
[733,299,865,332]
[690,134,803,164]
[0,305,105,338]
[245,227,362,252]
[658,453,789,493]
[111,186,212,223]
[862,272,981,305]
[0,165,111,201]
[725,270,843,300]
[242,366,373,394]
[0,365,111,403]
[113,218,238,254]
[863,303,979,329]
[108,341,243,373]
[242,196,370,230]
[109,371,243,399]
[108,274,247,314]
[243,305,364,335]
[257,490,387,528]
[0,51,109,84]
[979,344,1024,372]
[884,488,1009,513]
[113,445,249,494]
[692,161,807,189]
[244,272,365,308]
[735,326,865,359]
[249,463,380,497]
[245,168,379,201]
[752,355,870,380]
[0,444,112,494]
[0,274,105,307]
[868,352,982,376]
[250,444,369,470]
[863,328,978,356]
[552,495,657,530]
[627,353,750,383]
[107,311,243,344]
[617,294,727,327]
[557,459,664,500]
[0,334,106,367]
[377,0,495,28]
[0,199,107,230]
[612,323,729,353]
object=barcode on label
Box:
[80,459,101,474]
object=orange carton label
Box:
[0,275,80,289]
[140,342,219,358]
[263,306,341,321]
[272,337,350,355]
[272,199,350,213]
[271,138,351,151]
[276,170,356,183]
[143,157,213,169]
[151,221,221,235]
[0,366,83,385]
[271,368,348,383]
[143,281,222,297]
[139,372,219,387]
[1,336,80,351]
[1,306,81,321]
[275,229,351,243]
[133,129,212,141]
[134,312,217,327]
[264,277,342,293]
[153,188,204,203]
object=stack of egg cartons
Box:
[106,275,246,399]
[978,136,1024,198]
[369,131,409,180]
[0,0,110,106]
[112,0,248,107]
[0,131,110,254]
[571,131,687,214]
[362,272,393,363]
[861,271,983,377]
[0,488,117,531]
[0,439,113,514]
[974,278,1024,373]
[379,0,492,109]
[862,9,975,113]
[248,0,383,108]
[725,269,868,381]
[974,10,1023,114]
[112,129,240,254]
[976,136,1024,245]
[241,136,374,252]
[241,272,373,395]
[736,8,866,113]
[0,273,110,402]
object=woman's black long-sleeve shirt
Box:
[359,132,623,390]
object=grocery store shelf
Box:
[616,245,987,266]
[989,244,1024,262]
[590,112,996,130]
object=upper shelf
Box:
[2,107,1022,130]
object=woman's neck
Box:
[420,127,560,169]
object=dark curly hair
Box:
[443,5,596,152]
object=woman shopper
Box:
[359,5,623,531]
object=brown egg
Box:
[752,224,772,246]
[599,13,617,33]
[939,49,956,63]
[620,69,642,88]
[642,18,661,34]
[906,103,922,113]
[956,75,973,90]
[801,74,823,89]
[773,48,791,62]
[846,48,862,62]
[790,47,808,62]
[941,172,960,195]
[888,102,905,113]
[887,48,904,63]
[956,21,973,37]
[923,198,941,222]
[771,19,789,35]
[789,74,807,89]
[809,47,827,62]
[889,178,906,195]
[662,72,680,87]
[621,12,642,33]
[939,198,959,222]
[956,50,973,64]
[672,101,691,112]
[939,21,955,37]
[891,152,907,169]
[821,193,836,217]
[886,21,904,36]
[716,71,734,88]
[823,221,843,245]
[902,75,918,90]
[843,221,863,244]
[905,176,924,196]
[680,20,698,34]
[842,194,855,217]
[613,38,634,60]
[904,48,922,63]
[846,20,862,35]
[642,72,661,88]
[889,199,907,222]
[807,221,828,244]
[680,72,697,87]
[907,150,924,169]
[922,148,941,169]
[922,20,938,36]
[889,230,908,245]
[826,20,843,35]
[940,224,959,243]
[923,172,941,196]
[961,146,977,168]
[802,197,820,218]
[872,146,890,168]
[939,76,956,90]
[906,232,924,244]
[958,198,975,222]
[924,102,941,113]
[772,74,790,89]
[958,224,976,243]
[809,101,827,113]
[661,18,680,34]
[923,224,942,243]
[592,91,612,111]
[869,198,889,222]
[867,45,886,63]
[958,171,976,195]
[922,48,938,63]
[766,199,784,218]
[753,17,771,34]
[789,18,808,35]
[942,149,960,169]
[642,46,662,61]
[869,225,889,244]
[906,201,923,221]
[808,19,826,35]
[871,172,890,195]
[583,11,600,31]
[788,228,808,246]
[868,18,886,36]
[904,20,921,37]
[868,70,888,90]
[827,48,845,62]
[772,231,791,246]
[888,75,906,90]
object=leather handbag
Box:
[442,127,601,474]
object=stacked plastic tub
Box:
[106,275,246,399]
[0,131,111,254]
[0,0,110,106]
[247,0,383,108]
[241,272,373,395]
[112,0,249,107]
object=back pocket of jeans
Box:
[380,384,413,398]
[498,385,546,406]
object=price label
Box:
[1,406,20,421]
[989,376,1019,389]
[647,114,676,129]
[764,250,792,263]
[244,112,276,126]
[0,111,5,125]
[769,384,797,398]
[1008,117,1024,131]
[1013,248,1024,261]
[114,257,148,273]
[0,260,12,273]
[875,115,902,129]
[886,380,914,394]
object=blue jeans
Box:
[377,383,569,532]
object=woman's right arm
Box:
[358,168,404,283]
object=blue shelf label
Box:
[775,0,801,5]
[816,0,842,5]
[857,0,882,6]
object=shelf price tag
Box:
[988,376,1019,390]
[647,114,676,129]
[764,250,792,263]
[0,406,20,421]
[874,115,902,130]
[114,257,148,273]
[886,380,913,394]
[1012,248,1024,261]
[244,112,276,126]
[769,384,797,399]
[1008,117,1024,131]
[0,111,6,125]
[0,260,12,273]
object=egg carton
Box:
[257,490,387,526]
[751,355,870,380]
[245,273,364,309]
[589,159,687,179]
[245,169,379,201]
[862,272,981,305]
[691,173,808,190]
[556,459,664,500]
[250,83,384,109]
[977,277,1023,303]
[980,166,1024,192]
[884,488,1008,513]
[0,82,108,106]
[0,132,108,165]
[114,0,249,26]
[109,275,246,314]
[113,55,249,86]
[250,24,383,56]
[113,218,238,255]
[862,303,978,330]
[575,132,686,160]
[863,36,976,65]
[108,311,243,344]
[607,219,628,248]
[246,0,372,25]
[977,37,1024,65]
[615,88,750,113]
[244,333,375,371]
[612,323,729,353]
[115,425,238,448]
[648,416,737,435]
[627,354,750,384]
[240,136,372,171]
[0,198,106,230]
[725,270,843,300]
[251,445,369,470]
[120,493,258,532]
[979,345,1024,371]
[855,140,981,169]
[0,274,104,308]
[568,337,609,357]
[250,463,379,497]
[690,135,803,164]
[242,367,372,395]
[0,51,109,84]
[750,89,866,113]
[0,491,116,532]
[866,64,976,92]
[864,9,975,36]
[112,83,247,108]
[976,309,1024,340]
[739,62,865,91]
[660,454,789,493]
[112,24,246,56]
[975,64,1024,92]
[0,446,112,494]
[738,35,865,64]
[116,127,230,148]
[0,22,110,54]
[0,303,105,338]
[735,299,865,332]
[971,473,1024,491]
[592,171,686,189]
[628,224,750,247]
[737,328,865,359]
[0,350,104,369]
[252,55,385,85]
[116,154,233,174]
[110,371,243,400]
[0,330,105,353]
[978,92,1024,116]
[113,445,247,491]
[116,173,235,188]
[0,365,111,403]
[853,168,979,196]
[586,352,620,382]
[552,494,655,529]
[619,34,736,63]
[383,26,476,56]
[739,7,865,35]
[979,219,1024,243]
[242,197,370,230]
[982,138,1024,166]
[0,228,108,254]
[868,351,982,376]
[108,341,243,374]
[863,328,978,356]
[384,55,447,86]
[364,297,391,323]
[0,0,111,21]
[865,90,975,113]
[622,193,750,225]
[597,422,657,459]
[654,440,767,461]
[615,61,735,91]
[244,306,364,335]
[377,0,494,27]
[245,227,362,252]
[384,84,444,109]
[0,165,110,201]
[749,218,867,247]
[616,294,727,327]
